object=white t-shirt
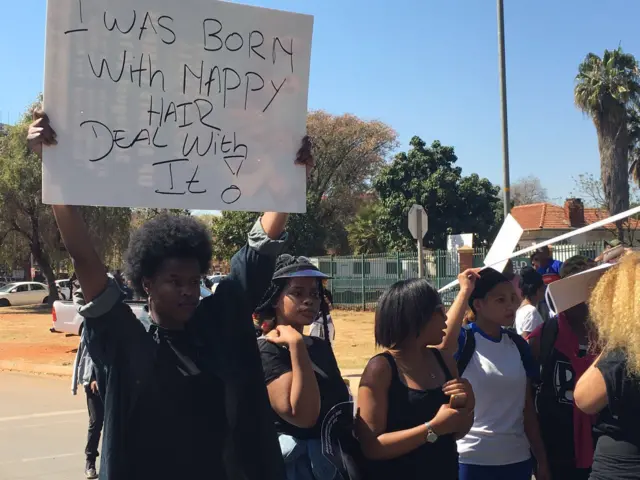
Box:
[456,324,532,466]
[515,304,543,335]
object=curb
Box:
[0,360,73,377]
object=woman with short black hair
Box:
[356,273,476,480]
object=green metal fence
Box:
[315,242,605,310]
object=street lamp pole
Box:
[497,0,511,217]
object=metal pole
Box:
[417,215,424,278]
[497,0,511,217]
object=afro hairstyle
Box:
[124,214,212,296]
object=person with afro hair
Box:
[28,113,314,480]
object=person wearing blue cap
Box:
[255,255,359,480]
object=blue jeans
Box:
[459,458,533,480]
[279,434,338,480]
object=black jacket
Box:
[80,222,287,480]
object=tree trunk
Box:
[596,108,631,241]
[31,244,58,306]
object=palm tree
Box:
[629,108,640,187]
[346,201,385,254]
[575,47,640,239]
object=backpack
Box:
[536,316,559,384]
[457,324,533,377]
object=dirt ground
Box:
[0,304,80,366]
[0,306,377,371]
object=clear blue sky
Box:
[2,0,640,203]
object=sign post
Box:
[408,204,428,278]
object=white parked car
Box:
[51,286,214,335]
[55,279,72,300]
[0,282,50,307]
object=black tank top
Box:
[366,350,459,480]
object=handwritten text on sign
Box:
[42,0,313,212]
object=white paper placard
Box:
[483,214,524,273]
[42,0,313,212]
[545,262,613,315]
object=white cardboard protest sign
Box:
[42,0,313,212]
[545,263,613,316]
[482,214,523,273]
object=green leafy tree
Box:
[575,47,640,239]
[346,200,386,254]
[131,208,190,229]
[210,211,259,260]
[0,102,132,302]
[374,137,502,251]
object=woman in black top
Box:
[574,253,640,479]
[356,273,477,480]
[256,255,355,480]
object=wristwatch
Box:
[424,422,438,443]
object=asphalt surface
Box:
[0,372,92,480]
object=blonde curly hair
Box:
[589,253,640,374]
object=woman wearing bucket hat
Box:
[255,255,361,480]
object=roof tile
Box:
[511,202,639,231]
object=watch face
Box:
[427,431,438,443]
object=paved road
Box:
[0,372,91,480]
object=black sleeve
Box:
[258,339,292,385]
[80,278,147,367]
[597,348,628,414]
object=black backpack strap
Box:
[538,317,559,377]
[456,326,476,376]
[504,329,541,382]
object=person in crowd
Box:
[28,112,313,480]
[441,268,550,480]
[574,253,640,479]
[531,246,562,322]
[515,267,545,337]
[71,284,103,479]
[356,272,476,480]
[255,255,357,480]
[531,246,563,276]
[528,256,599,480]
[594,239,622,263]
